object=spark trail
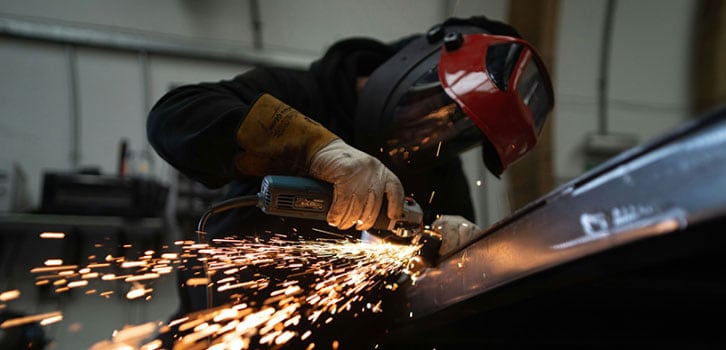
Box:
[3,233,421,349]
[169,237,420,349]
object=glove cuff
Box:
[234,93,338,177]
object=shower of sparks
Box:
[168,237,421,349]
[11,233,421,349]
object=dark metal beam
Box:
[389,105,726,337]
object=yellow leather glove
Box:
[235,93,404,230]
[234,93,339,177]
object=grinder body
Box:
[259,175,424,238]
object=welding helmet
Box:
[354,21,554,176]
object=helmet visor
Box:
[517,56,550,134]
[384,66,484,169]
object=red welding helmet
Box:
[439,32,554,175]
[354,21,554,177]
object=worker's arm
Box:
[147,69,403,230]
[147,67,315,189]
[236,94,404,230]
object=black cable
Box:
[196,195,260,241]
[195,194,261,313]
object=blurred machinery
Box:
[0,161,30,213]
[40,170,167,218]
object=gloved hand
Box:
[432,215,481,256]
[310,138,405,230]
[234,93,404,231]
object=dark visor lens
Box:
[486,42,523,91]
[517,59,552,133]
[388,94,483,168]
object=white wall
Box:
[0,0,700,348]
[0,39,72,203]
[0,0,254,45]
[553,0,696,181]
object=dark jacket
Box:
[147,39,476,240]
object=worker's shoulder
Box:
[236,65,314,88]
[242,65,309,78]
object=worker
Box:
[147,15,554,347]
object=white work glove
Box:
[432,215,481,256]
[310,139,405,231]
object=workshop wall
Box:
[553,0,697,181]
[0,0,701,348]
[0,1,507,349]
[0,0,507,224]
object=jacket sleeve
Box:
[147,67,323,188]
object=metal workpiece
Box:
[388,106,726,341]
